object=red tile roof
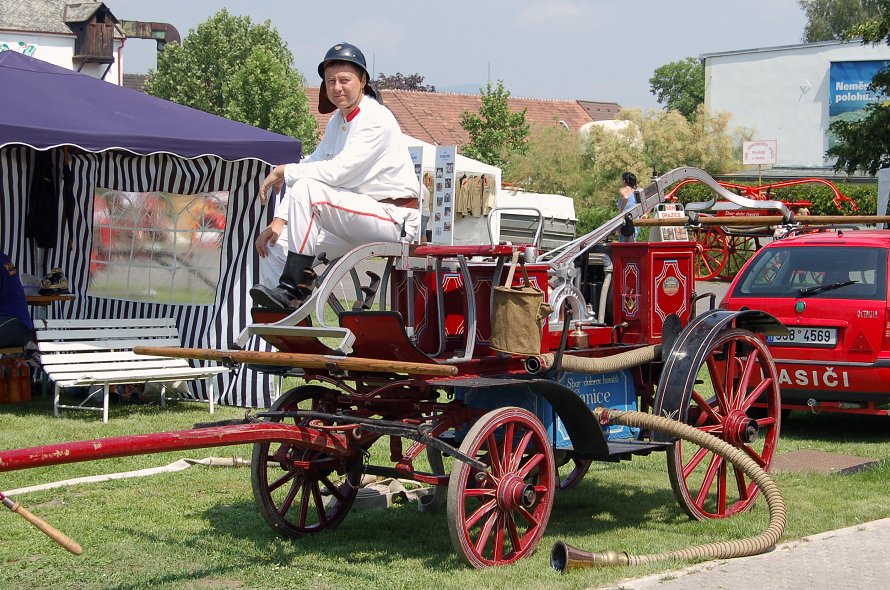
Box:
[578,100,623,121]
[304,87,619,146]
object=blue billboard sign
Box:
[829,60,890,117]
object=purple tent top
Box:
[0,51,301,164]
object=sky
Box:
[109,0,808,110]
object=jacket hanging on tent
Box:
[23,149,76,250]
[25,150,59,248]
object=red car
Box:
[721,228,890,416]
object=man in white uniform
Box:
[251,42,420,310]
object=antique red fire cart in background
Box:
[0,168,789,568]
[666,178,858,281]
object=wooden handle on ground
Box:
[134,346,459,377]
[10,501,83,555]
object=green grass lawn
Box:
[1,396,888,590]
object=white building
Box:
[0,1,127,84]
[703,40,890,170]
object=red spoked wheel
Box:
[251,385,363,537]
[667,329,781,520]
[718,235,759,280]
[447,407,555,568]
[693,226,728,281]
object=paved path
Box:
[599,518,890,590]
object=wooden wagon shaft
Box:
[633,215,890,227]
[133,346,459,377]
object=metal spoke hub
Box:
[724,410,759,445]
[497,474,537,511]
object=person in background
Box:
[251,42,420,311]
[0,251,34,347]
[618,171,639,243]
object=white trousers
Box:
[258,231,289,287]
[285,178,420,262]
[258,184,290,286]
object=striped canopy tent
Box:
[0,51,302,407]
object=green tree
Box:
[376,72,435,91]
[502,121,636,235]
[846,0,890,39]
[502,107,746,235]
[581,121,648,208]
[459,81,530,168]
[827,1,890,175]
[503,124,590,197]
[622,106,745,177]
[798,0,885,42]
[144,9,317,150]
[649,57,705,121]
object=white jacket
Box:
[279,95,418,211]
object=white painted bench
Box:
[35,318,228,423]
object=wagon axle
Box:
[497,474,538,511]
[724,411,760,445]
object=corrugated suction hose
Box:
[525,346,658,374]
[551,409,786,572]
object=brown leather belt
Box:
[380,197,419,209]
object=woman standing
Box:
[618,171,639,242]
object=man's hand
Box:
[259,165,286,205]
[255,218,286,258]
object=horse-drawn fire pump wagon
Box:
[1,168,791,569]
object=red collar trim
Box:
[345,106,361,122]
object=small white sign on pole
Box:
[431,146,457,245]
[742,140,778,166]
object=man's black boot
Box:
[250,253,316,310]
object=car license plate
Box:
[766,327,837,347]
